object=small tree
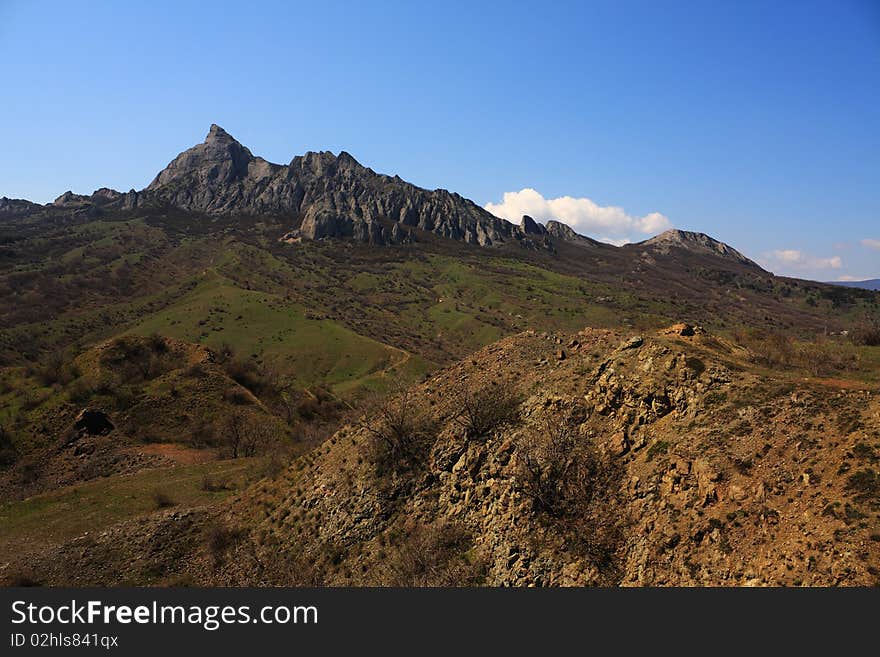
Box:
[223,411,274,458]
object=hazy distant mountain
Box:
[827,279,880,291]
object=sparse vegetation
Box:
[205,522,245,566]
[452,381,521,440]
[513,413,626,580]
[384,522,484,586]
[152,489,176,509]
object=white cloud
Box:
[599,237,631,247]
[836,275,860,281]
[484,188,671,242]
[861,238,880,250]
[762,249,843,272]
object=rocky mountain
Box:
[545,219,602,246]
[639,229,758,268]
[8,125,761,266]
[138,124,522,247]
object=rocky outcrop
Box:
[0,197,40,217]
[638,229,759,268]
[215,325,879,586]
[545,219,601,246]
[53,188,139,210]
[519,215,547,235]
[29,125,758,262]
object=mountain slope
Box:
[8,325,878,586]
[638,229,759,268]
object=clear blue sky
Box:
[1,0,878,280]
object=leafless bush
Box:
[223,411,279,458]
[733,328,795,368]
[514,414,626,580]
[851,324,880,347]
[452,381,521,440]
[205,522,245,566]
[35,351,80,386]
[384,522,485,586]
[362,387,436,475]
[201,475,231,492]
[735,328,861,375]
[100,335,176,382]
[0,424,17,467]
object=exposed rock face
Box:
[0,197,40,217]
[519,215,547,235]
[545,219,601,246]
[142,125,520,247]
[639,229,758,268]
[193,325,880,587]
[53,188,138,210]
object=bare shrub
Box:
[205,522,245,566]
[851,324,880,347]
[201,475,232,492]
[362,387,436,475]
[35,351,80,387]
[223,386,253,405]
[222,411,279,458]
[733,328,795,368]
[452,380,521,440]
[384,522,485,586]
[795,340,858,376]
[100,335,176,382]
[2,570,41,587]
[0,425,17,467]
[188,421,218,449]
[513,414,626,580]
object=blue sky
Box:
[1,0,878,280]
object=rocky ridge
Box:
[16,125,759,266]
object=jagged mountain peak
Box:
[138,125,522,247]
[205,123,236,144]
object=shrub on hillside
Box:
[513,414,626,580]
[362,387,436,476]
[34,351,81,387]
[222,411,280,459]
[452,381,521,440]
[100,334,177,382]
[0,425,17,467]
[205,522,245,566]
[384,522,485,586]
[152,490,176,509]
[851,324,880,347]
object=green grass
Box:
[0,458,261,562]
[128,271,400,391]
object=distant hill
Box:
[828,279,880,291]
